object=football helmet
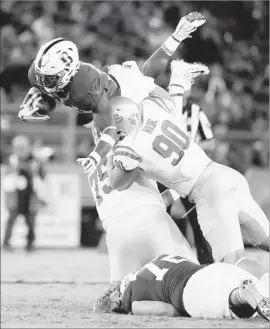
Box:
[34,38,80,93]
[111,96,142,137]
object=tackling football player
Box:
[87,61,208,312]
[108,61,269,286]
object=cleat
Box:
[239,279,269,322]
[173,12,206,42]
[170,60,209,91]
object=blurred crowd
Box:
[0,1,269,173]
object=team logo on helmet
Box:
[114,109,123,123]
[128,113,140,126]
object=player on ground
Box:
[18,12,206,174]
[108,61,269,285]
[100,254,269,321]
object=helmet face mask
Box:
[35,69,68,93]
[34,38,80,93]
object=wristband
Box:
[162,36,180,56]
[100,133,116,146]
[89,151,101,165]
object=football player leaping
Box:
[102,254,269,321]
[18,12,206,174]
[108,60,269,290]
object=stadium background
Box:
[0,1,269,328]
[1,0,269,248]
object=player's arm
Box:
[142,12,206,79]
[77,91,119,173]
[132,301,179,317]
[108,152,141,190]
[108,145,145,190]
[18,61,56,122]
[90,91,118,160]
[108,160,141,191]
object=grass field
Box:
[1,248,269,328]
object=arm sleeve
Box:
[132,301,179,317]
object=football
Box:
[32,94,56,117]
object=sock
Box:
[229,288,256,319]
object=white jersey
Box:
[88,154,166,230]
[116,98,212,197]
[108,62,155,104]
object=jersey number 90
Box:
[153,120,190,166]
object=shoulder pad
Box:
[69,63,109,101]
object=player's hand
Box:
[76,156,97,175]
[173,12,206,42]
[113,147,145,171]
[18,87,50,122]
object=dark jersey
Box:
[28,61,120,125]
[7,154,45,214]
[122,254,205,316]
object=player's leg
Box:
[94,204,198,312]
[216,165,269,287]
[24,211,36,251]
[181,197,214,265]
[235,172,269,252]
[105,204,197,281]
[94,209,155,313]
[105,210,151,282]
[191,163,268,278]
[146,205,198,264]
[182,262,269,320]
[3,209,18,249]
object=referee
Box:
[2,135,46,251]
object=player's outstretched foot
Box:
[173,12,206,42]
[239,279,270,321]
[170,60,209,91]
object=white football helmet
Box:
[111,96,142,138]
[34,38,80,93]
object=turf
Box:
[1,248,269,328]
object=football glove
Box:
[76,156,97,175]
[18,87,50,122]
[173,12,206,42]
